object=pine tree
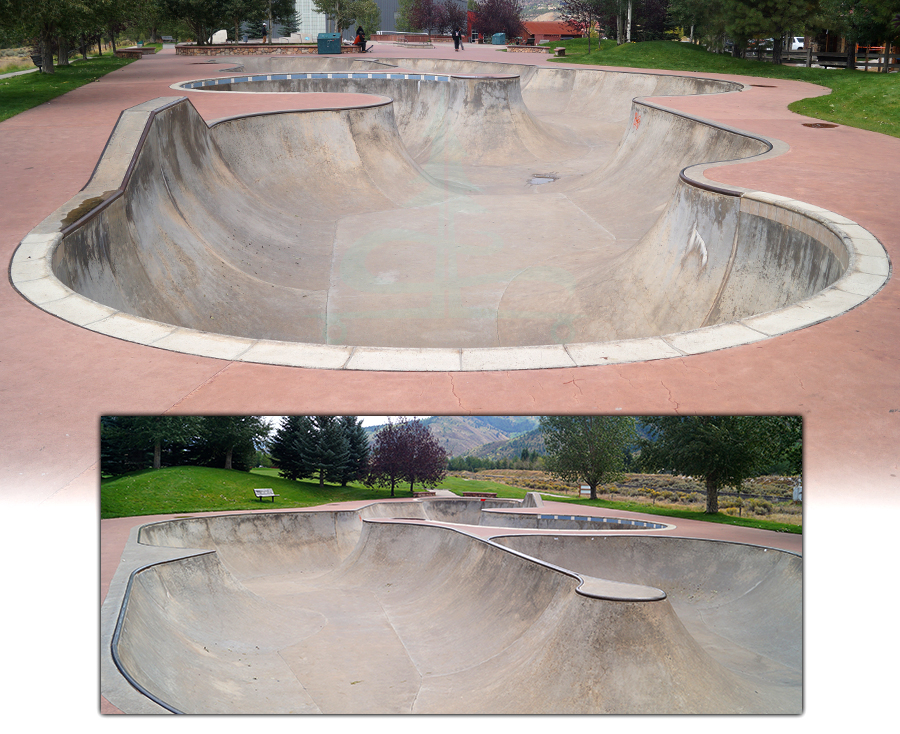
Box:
[270,416,316,481]
[339,416,370,487]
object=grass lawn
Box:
[0,55,134,123]
[100,466,395,518]
[553,39,900,138]
[101,465,799,534]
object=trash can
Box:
[491,33,506,45]
[317,32,341,54]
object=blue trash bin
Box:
[492,33,506,45]
[317,32,341,54]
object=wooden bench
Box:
[816,52,848,68]
[31,54,43,70]
[554,47,566,57]
[253,488,279,502]
[161,36,174,43]
[462,491,497,498]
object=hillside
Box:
[522,1,559,20]
[365,416,539,456]
[468,428,546,460]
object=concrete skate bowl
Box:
[107,501,801,714]
[14,58,888,371]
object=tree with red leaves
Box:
[471,0,526,40]
[409,0,466,35]
[367,418,447,496]
[399,419,448,492]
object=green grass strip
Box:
[553,39,900,138]
[0,55,134,124]
[102,465,800,533]
[101,466,396,518]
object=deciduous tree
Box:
[196,416,271,471]
[366,418,407,496]
[637,415,799,513]
[539,415,636,500]
[471,0,525,39]
[367,418,447,495]
[399,419,447,492]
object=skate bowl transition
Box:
[13,57,889,371]
[102,497,802,714]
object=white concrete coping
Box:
[10,185,890,371]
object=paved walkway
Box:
[1,42,896,726]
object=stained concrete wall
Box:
[47,64,850,350]
[116,516,799,713]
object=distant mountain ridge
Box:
[364,416,540,457]
[521,1,560,21]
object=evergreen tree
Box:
[339,416,370,487]
[270,415,316,480]
[308,416,351,486]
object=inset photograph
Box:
[101,415,801,714]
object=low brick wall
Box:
[176,43,320,56]
[507,45,548,53]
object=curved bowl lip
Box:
[10,65,891,372]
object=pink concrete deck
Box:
[1,42,896,725]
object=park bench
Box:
[816,52,848,68]
[253,487,279,502]
[462,491,497,498]
[554,47,566,57]
[31,54,43,70]
[161,36,174,43]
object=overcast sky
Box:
[263,416,431,429]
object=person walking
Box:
[452,27,463,52]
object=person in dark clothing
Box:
[452,27,463,52]
[354,26,367,52]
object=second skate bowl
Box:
[15,58,888,371]
[108,500,801,714]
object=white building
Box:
[295,0,329,42]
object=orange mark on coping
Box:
[633,111,642,130]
